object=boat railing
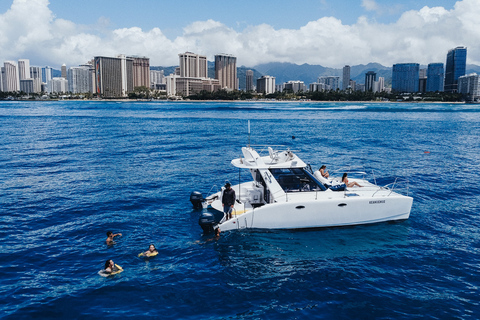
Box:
[371,178,410,197]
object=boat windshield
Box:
[269,168,326,193]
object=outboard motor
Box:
[199,212,216,234]
[190,191,205,210]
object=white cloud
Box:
[0,0,479,69]
[362,0,380,12]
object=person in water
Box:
[106,231,122,244]
[144,244,158,255]
[104,259,117,273]
[222,182,236,220]
[319,165,329,178]
[342,173,362,188]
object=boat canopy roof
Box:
[231,146,307,169]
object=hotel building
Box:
[94,55,133,98]
[444,46,467,93]
[392,63,419,93]
[214,54,238,90]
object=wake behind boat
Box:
[192,145,413,233]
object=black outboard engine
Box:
[190,191,205,210]
[199,212,216,234]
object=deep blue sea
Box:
[1,100,480,319]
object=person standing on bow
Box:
[222,182,236,220]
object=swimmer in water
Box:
[143,244,158,256]
[104,259,115,273]
[106,231,122,244]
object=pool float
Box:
[98,264,123,277]
[138,251,158,257]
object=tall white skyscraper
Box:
[68,66,92,93]
[51,77,68,93]
[43,66,53,93]
[3,61,20,92]
[30,66,42,93]
[18,59,31,81]
[256,75,276,94]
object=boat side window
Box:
[269,168,325,192]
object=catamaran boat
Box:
[191,145,413,233]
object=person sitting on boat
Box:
[314,166,330,186]
[106,231,122,244]
[319,165,329,178]
[342,173,362,188]
[222,182,236,220]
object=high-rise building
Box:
[365,71,376,92]
[51,77,68,93]
[129,56,150,88]
[284,81,306,93]
[3,61,20,92]
[0,67,3,92]
[342,65,351,90]
[373,77,385,93]
[68,66,93,93]
[18,59,30,80]
[426,63,444,92]
[94,55,133,98]
[309,83,326,92]
[61,64,67,79]
[246,70,254,91]
[214,54,238,90]
[20,79,34,94]
[419,68,427,93]
[256,76,276,94]
[29,66,42,93]
[392,63,419,93]
[179,52,207,78]
[42,66,53,93]
[444,46,467,93]
[150,70,165,89]
[317,76,340,90]
[458,73,480,101]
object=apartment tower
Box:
[342,65,351,90]
[444,46,467,93]
[214,54,238,90]
[179,52,207,78]
[94,55,133,98]
[129,56,150,88]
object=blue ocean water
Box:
[1,100,480,319]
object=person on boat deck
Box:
[104,259,118,274]
[342,173,362,188]
[144,244,158,255]
[106,231,122,244]
[319,165,329,178]
[222,182,236,220]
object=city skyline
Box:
[0,0,478,69]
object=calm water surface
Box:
[1,101,480,319]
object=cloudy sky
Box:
[0,0,478,69]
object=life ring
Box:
[138,251,158,257]
[98,264,124,277]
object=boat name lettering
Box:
[369,200,385,204]
[264,172,272,183]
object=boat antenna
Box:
[248,120,251,147]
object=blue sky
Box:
[0,0,477,68]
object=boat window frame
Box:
[268,168,326,193]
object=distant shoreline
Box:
[0,99,467,104]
